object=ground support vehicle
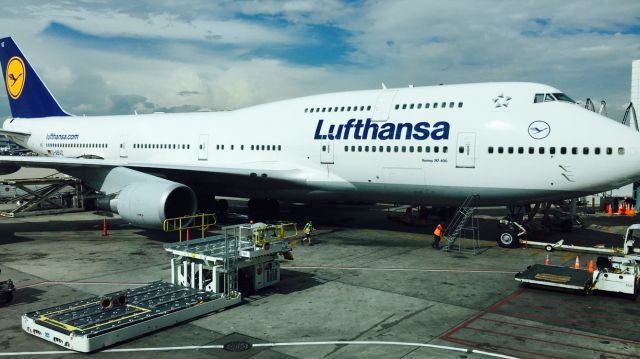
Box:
[21,223,296,352]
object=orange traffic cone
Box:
[588,259,594,273]
[606,204,613,215]
[630,207,636,216]
[574,256,580,269]
[545,253,550,266]
[618,204,624,215]
[102,217,107,237]
[185,229,190,241]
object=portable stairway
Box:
[442,194,480,254]
[584,98,607,116]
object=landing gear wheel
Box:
[497,229,519,248]
[545,244,553,252]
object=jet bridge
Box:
[21,222,296,353]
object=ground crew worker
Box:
[433,224,443,249]
[302,220,314,245]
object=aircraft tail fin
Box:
[0,37,69,118]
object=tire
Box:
[497,229,519,248]
[545,245,553,252]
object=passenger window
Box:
[304,108,308,113]
[251,145,254,150]
[351,146,356,152]
[441,102,446,108]
[443,146,448,153]
[550,147,556,155]
[417,103,422,109]
[488,147,494,154]
[583,147,589,155]
[458,102,463,108]
[360,106,365,111]
[402,104,407,109]
[498,147,504,154]
[344,145,348,151]
[278,145,282,151]
[434,146,439,153]
[386,146,391,152]
[539,147,544,154]
[241,145,244,150]
[401,146,406,152]
[517,147,524,154]
[425,146,431,153]
[433,103,438,109]
[595,147,600,155]
[367,106,371,110]
[379,146,384,152]
[409,104,414,109]
[327,107,332,112]
[607,147,612,155]
[358,146,362,152]
[409,146,414,153]
[372,146,376,152]
[460,146,465,154]
[417,146,422,153]
[561,147,566,154]
[322,145,326,152]
[425,103,430,109]
[449,102,454,108]
[572,147,578,155]
[310,108,314,113]
[365,146,369,152]
[341,107,345,111]
[618,147,625,155]
[347,106,351,111]
[334,107,339,112]
[508,147,514,154]
[528,147,534,154]
[395,104,399,110]
[322,108,326,112]
[394,146,399,152]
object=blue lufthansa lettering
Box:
[313,119,449,141]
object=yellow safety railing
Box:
[253,222,298,248]
[163,213,217,241]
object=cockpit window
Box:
[544,93,555,102]
[552,93,575,103]
[534,94,544,103]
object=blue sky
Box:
[0,1,639,119]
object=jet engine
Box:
[92,167,197,229]
[106,180,197,228]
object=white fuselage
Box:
[4,82,640,205]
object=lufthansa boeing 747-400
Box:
[1,37,638,240]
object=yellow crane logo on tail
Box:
[6,56,25,100]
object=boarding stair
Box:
[443,194,480,254]
[622,102,638,131]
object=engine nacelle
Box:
[109,180,197,229]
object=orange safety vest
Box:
[433,225,443,237]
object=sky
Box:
[0,0,639,120]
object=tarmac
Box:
[1,200,640,358]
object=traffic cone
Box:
[185,229,190,241]
[630,207,636,216]
[588,259,594,273]
[606,204,612,215]
[102,217,107,237]
[574,256,580,269]
[545,253,550,266]
[618,204,624,215]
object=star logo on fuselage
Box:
[493,93,511,108]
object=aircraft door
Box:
[320,141,334,164]
[372,90,398,122]
[198,134,209,160]
[119,135,128,158]
[456,132,476,168]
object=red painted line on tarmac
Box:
[477,317,640,346]
[462,326,639,358]
[441,288,525,341]
[496,308,640,334]
[503,293,640,325]
[442,336,560,359]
